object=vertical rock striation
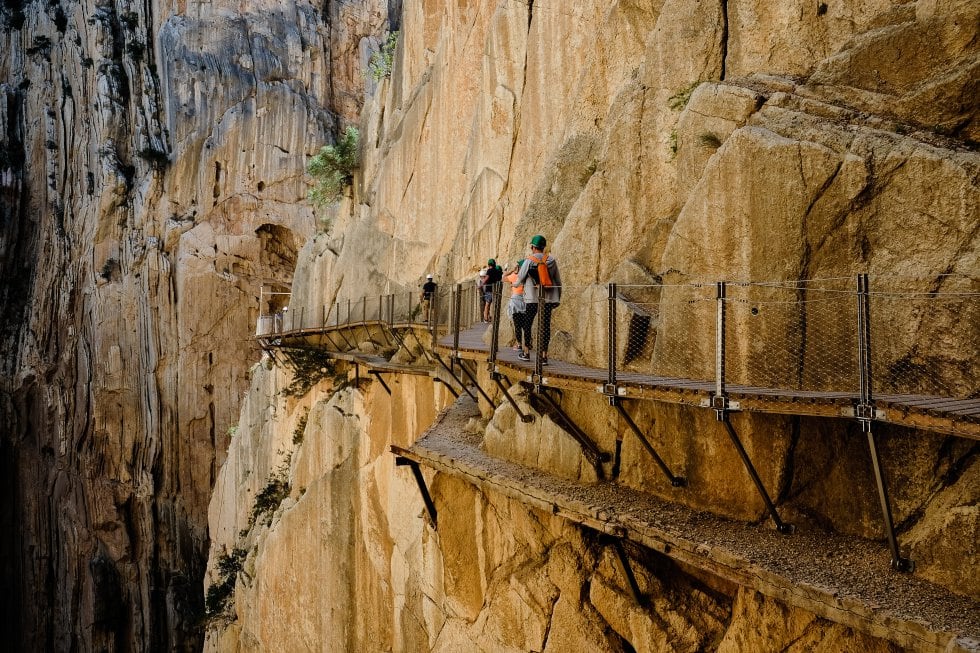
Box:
[209,0,977,650]
[0,0,394,649]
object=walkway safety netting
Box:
[259,274,978,401]
[505,276,977,400]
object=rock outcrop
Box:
[1,0,977,650]
[205,0,977,651]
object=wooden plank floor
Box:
[393,396,980,653]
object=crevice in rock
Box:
[776,416,801,506]
[896,440,978,534]
[719,0,728,80]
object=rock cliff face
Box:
[205,0,977,651]
[0,0,394,649]
[1,0,977,651]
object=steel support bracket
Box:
[613,400,686,487]
[600,383,627,405]
[395,456,438,529]
[368,370,392,395]
[493,375,534,423]
[702,394,740,419]
[529,373,548,389]
[842,403,886,425]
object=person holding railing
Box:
[515,235,561,365]
[506,260,528,351]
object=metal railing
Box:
[258,275,978,402]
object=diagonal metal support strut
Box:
[493,374,534,423]
[720,415,793,534]
[457,360,496,409]
[865,427,913,571]
[433,377,460,398]
[369,370,392,395]
[395,457,438,529]
[530,387,610,479]
[610,538,643,605]
[432,353,475,401]
[613,400,685,487]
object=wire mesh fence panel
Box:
[459,284,484,331]
[867,276,979,399]
[540,285,608,368]
[391,292,416,324]
[616,284,716,381]
[725,280,859,393]
[430,288,453,331]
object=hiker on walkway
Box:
[420,274,437,322]
[514,235,561,364]
[477,267,489,322]
[505,260,528,351]
[483,258,503,322]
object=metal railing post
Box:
[856,274,912,571]
[452,284,462,357]
[856,274,873,418]
[607,282,618,403]
[713,281,727,418]
[535,297,545,380]
[490,282,503,366]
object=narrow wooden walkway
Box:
[392,396,980,653]
[258,323,437,377]
[438,325,980,440]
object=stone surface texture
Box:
[0,0,976,651]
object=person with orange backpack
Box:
[513,234,562,365]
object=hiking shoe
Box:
[518,351,531,361]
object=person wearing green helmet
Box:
[514,235,562,365]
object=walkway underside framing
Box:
[389,397,980,653]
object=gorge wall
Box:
[208,0,978,651]
[0,0,976,651]
[0,0,395,649]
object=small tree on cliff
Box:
[307,126,360,209]
[367,31,398,81]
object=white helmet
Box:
[426,274,433,279]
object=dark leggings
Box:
[523,302,555,352]
[513,311,532,349]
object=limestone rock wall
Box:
[0,0,394,649]
[207,0,977,651]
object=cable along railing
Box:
[258,275,978,408]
